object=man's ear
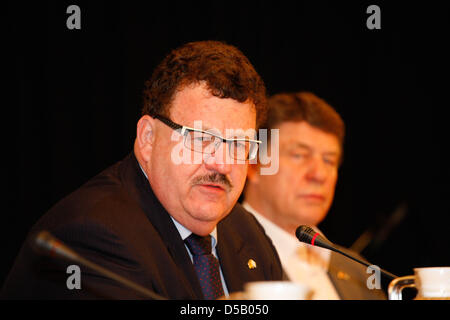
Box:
[246,163,260,184]
[135,115,156,162]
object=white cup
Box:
[389,267,450,300]
[244,281,310,300]
[415,267,450,299]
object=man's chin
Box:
[292,208,328,227]
[183,216,222,236]
[187,204,231,225]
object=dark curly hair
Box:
[141,41,267,128]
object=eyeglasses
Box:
[152,114,261,161]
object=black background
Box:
[3,0,450,288]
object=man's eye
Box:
[324,158,338,166]
[290,153,305,159]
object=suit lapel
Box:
[119,153,203,299]
[216,220,245,293]
[217,209,267,294]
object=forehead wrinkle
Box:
[286,141,340,156]
[170,84,256,138]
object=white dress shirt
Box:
[243,202,340,300]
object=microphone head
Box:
[32,230,54,255]
[35,230,53,247]
[32,230,79,261]
[295,225,335,250]
[295,225,317,243]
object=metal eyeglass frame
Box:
[152,114,261,161]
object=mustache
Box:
[191,172,234,190]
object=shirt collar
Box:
[242,202,300,258]
[242,202,330,262]
[138,161,218,248]
[171,216,218,249]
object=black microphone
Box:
[33,230,166,300]
[296,225,398,280]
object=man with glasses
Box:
[2,41,283,299]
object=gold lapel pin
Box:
[247,259,257,269]
[337,271,350,280]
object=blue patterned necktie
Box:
[184,233,225,300]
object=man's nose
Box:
[305,157,327,183]
[204,141,233,175]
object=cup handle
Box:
[388,275,416,300]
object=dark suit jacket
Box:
[2,153,283,299]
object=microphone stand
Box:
[296,225,398,280]
[34,230,166,300]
